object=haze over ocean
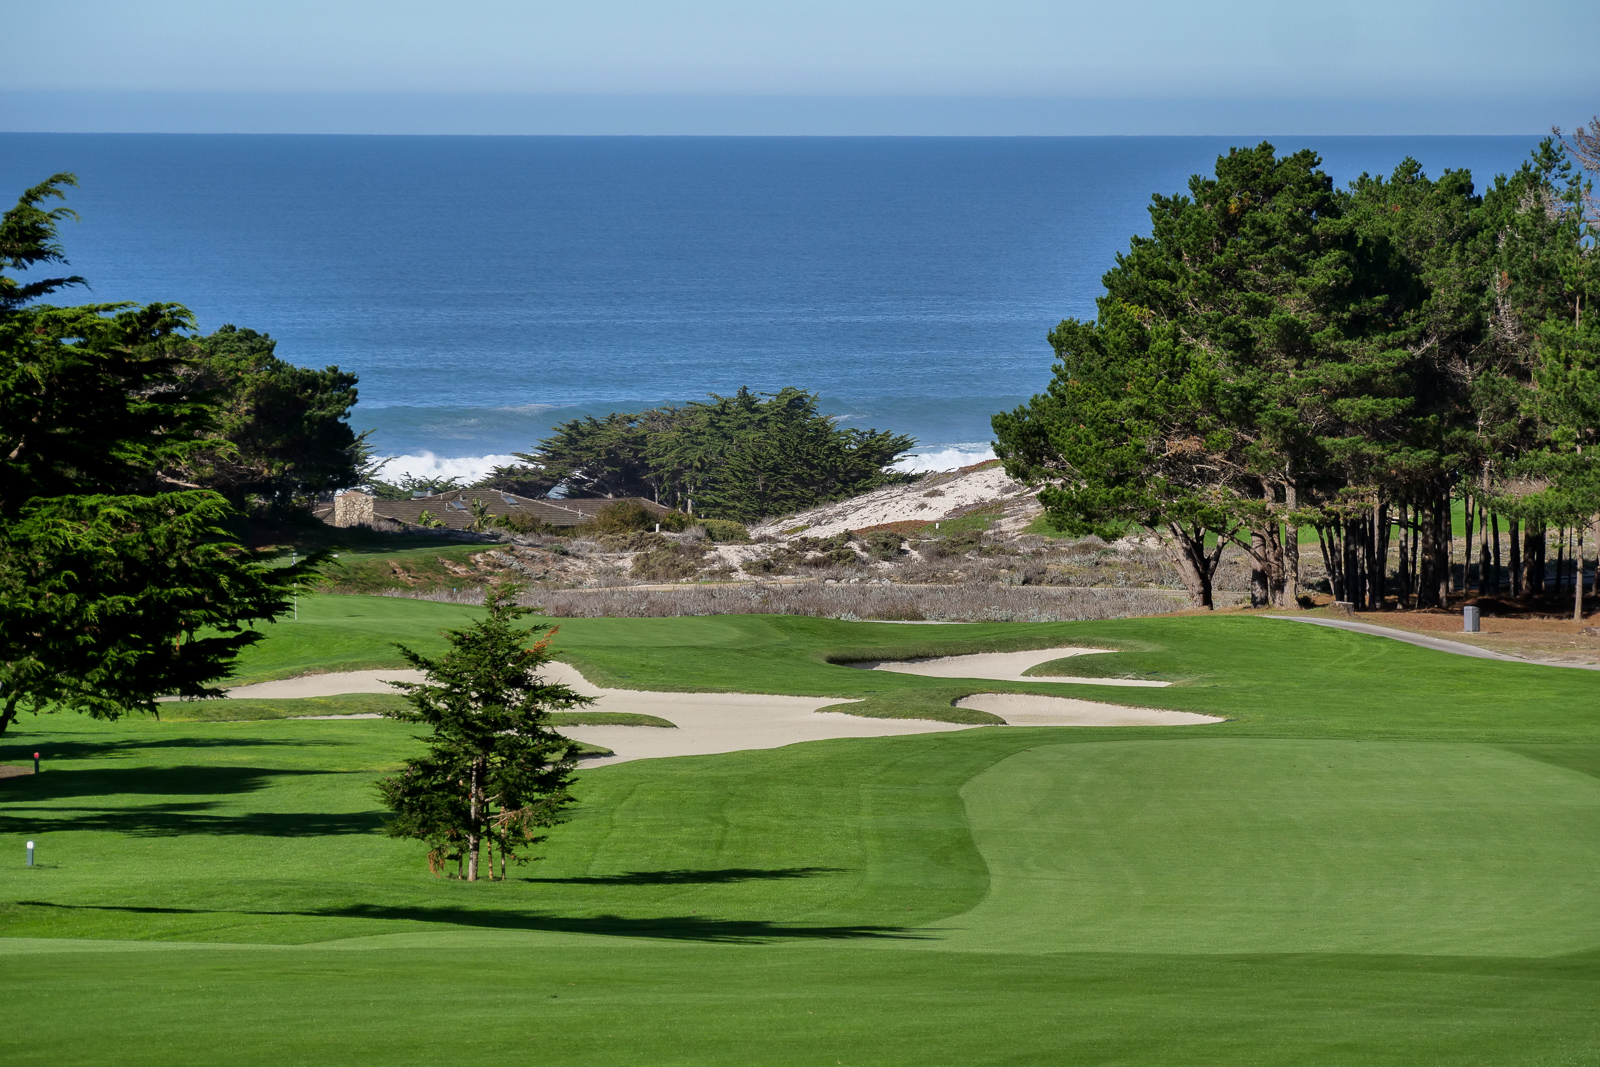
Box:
[0,134,1542,478]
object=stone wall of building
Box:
[332,491,375,527]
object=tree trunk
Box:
[1462,494,1474,595]
[1509,518,1522,598]
[1248,528,1271,608]
[1270,525,1290,609]
[1490,513,1502,595]
[1478,514,1491,596]
[1372,502,1390,610]
[1318,523,1343,603]
[1577,523,1587,622]
[1284,486,1300,604]
[1524,523,1545,595]
[1162,522,1225,609]
[466,757,484,882]
[0,693,18,738]
[1415,493,1449,609]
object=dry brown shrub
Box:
[392,581,1180,623]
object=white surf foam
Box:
[379,452,521,484]
[376,445,992,486]
[892,445,997,473]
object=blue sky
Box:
[3,0,1596,134]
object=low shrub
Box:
[698,518,750,543]
[923,530,984,558]
[491,512,558,535]
[855,530,905,560]
[630,543,706,582]
[401,581,1183,623]
[599,531,668,552]
[592,500,659,534]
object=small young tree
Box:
[377,588,590,881]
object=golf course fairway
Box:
[3,597,1599,1064]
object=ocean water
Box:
[0,133,1542,477]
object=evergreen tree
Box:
[377,587,589,881]
[996,138,1600,614]
[175,324,366,510]
[487,387,914,521]
[0,175,305,735]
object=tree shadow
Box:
[524,867,844,886]
[0,764,325,801]
[18,900,923,944]
[0,805,385,838]
[0,736,345,764]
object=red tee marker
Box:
[32,752,40,773]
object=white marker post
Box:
[26,840,34,867]
[291,550,298,621]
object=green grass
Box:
[231,595,1600,741]
[547,711,675,728]
[5,607,1600,1063]
[161,693,409,722]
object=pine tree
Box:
[377,587,590,881]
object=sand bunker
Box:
[856,647,1172,687]
[220,656,1209,766]
[226,664,973,765]
[223,670,426,699]
[956,693,1222,726]
[531,663,979,766]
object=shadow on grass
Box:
[0,764,328,802]
[0,805,385,837]
[525,866,844,886]
[0,737,346,764]
[17,900,921,944]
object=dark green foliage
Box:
[1,492,303,727]
[175,325,364,510]
[0,172,83,311]
[924,530,984,559]
[857,530,905,560]
[589,499,660,534]
[996,139,1600,611]
[486,510,558,536]
[795,533,859,569]
[500,387,915,522]
[377,588,589,880]
[368,473,466,501]
[0,175,304,736]
[697,518,750,543]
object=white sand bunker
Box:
[957,693,1222,727]
[224,664,974,766]
[537,662,977,766]
[857,647,1172,688]
[225,670,425,699]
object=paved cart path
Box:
[1265,615,1600,671]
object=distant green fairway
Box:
[4,602,1600,1064]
